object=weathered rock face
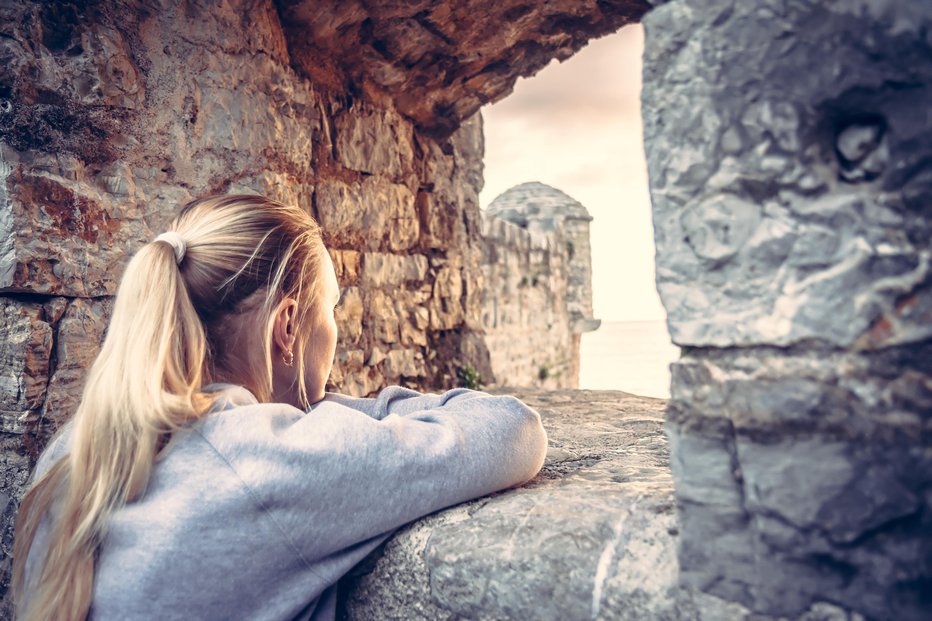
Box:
[276,0,651,137]
[480,182,600,388]
[0,0,650,611]
[642,1,932,619]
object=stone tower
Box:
[489,181,600,332]
[480,181,600,388]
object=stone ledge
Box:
[337,389,862,621]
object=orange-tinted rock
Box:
[277,0,650,137]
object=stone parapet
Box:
[339,389,866,621]
[339,388,683,620]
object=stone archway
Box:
[1,1,929,619]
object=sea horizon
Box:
[579,319,680,399]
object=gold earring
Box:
[282,350,294,367]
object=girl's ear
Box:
[272,298,298,353]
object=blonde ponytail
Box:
[12,195,326,620]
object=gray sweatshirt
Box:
[24,384,548,620]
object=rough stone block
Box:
[428,264,464,331]
[333,107,414,180]
[382,348,424,380]
[316,178,419,252]
[448,114,484,197]
[328,348,365,392]
[227,173,316,218]
[330,250,361,286]
[418,116,483,247]
[0,0,328,295]
[142,6,319,188]
[1,168,139,297]
[334,286,363,344]
[643,0,932,350]
[360,253,428,288]
[415,191,465,251]
[667,349,932,620]
[337,352,384,398]
[367,289,400,344]
[399,310,428,347]
[0,298,54,434]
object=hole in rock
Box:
[479,24,678,398]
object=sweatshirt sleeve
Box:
[318,386,491,420]
[196,387,548,563]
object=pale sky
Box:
[479,25,664,323]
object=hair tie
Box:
[154,231,186,265]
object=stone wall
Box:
[480,213,575,388]
[642,1,932,619]
[5,0,926,619]
[563,216,598,331]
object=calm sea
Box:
[579,320,680,399]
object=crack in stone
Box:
[590,501,634,621]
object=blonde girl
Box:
[12,194,547,620]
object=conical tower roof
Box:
[487,181,593,229]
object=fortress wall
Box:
[479,182,601,389]
[564,215,596,324]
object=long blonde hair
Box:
[12,194,327,620]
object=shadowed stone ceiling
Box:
[275,0,650,138]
